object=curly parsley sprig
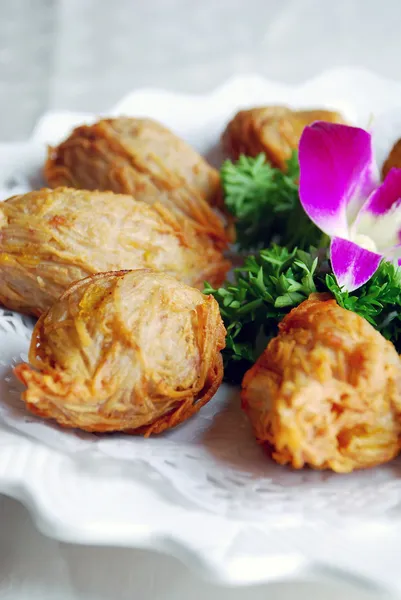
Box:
[221,152,325,250]
[326,261,401,348]
[205,247,401,384]
[204,245,321,382]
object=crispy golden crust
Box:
[15,270,226,435]
[0,187,230,316]
[382,139,401,180]
[241,294,401,472]
[44,117,231,248]
[222,106,346,169]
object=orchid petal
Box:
[299,122,380,238]
[382,243,401,265]
[354,168,401,251]
[331,237,382,292]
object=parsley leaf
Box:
[206,249,401,384]
[204,245,320,383]
[221,152,325,251]
[326,261,401,350]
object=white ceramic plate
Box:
[2,68,401,594]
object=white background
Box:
[0,0,399,597]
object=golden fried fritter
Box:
[15,270,226,435]
[241,294,401,472]
[44,117,229,248]
[382,138,401,180]
[0,188,230,316]
[222,106,345,169]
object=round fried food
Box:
[241,294,401,472]
[222,106,345,169]
[15,270,226,435]
[44,117,229,248]
[0,188,230,316]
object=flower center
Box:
[351,233,378,253]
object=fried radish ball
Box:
[382,139,401,180]
[222,106,345,169]
[44,117,230,248]
[241,294,401,473]
[0,188,230,317]
[15,269,226,435]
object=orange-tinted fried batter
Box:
[382,138,401,180]
[222,106,345,169]
[0,188,230,316]
[15,270,226,435]
[242,294,401,472]
[45,117,230,248]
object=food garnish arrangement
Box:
[3,105,401,474]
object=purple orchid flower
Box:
[298,121,401,292]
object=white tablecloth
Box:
[0,0,399,597]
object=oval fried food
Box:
[241,294,401,472]
[44,117,229,248]
[0,188,230,316]
[222,106,345,169]
[15,270,226,435]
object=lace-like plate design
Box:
[2,70,401,593]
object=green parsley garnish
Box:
[221,152,324,250]
[212,150,401,383]
[326,261,401,349]
[205,248,401,384]
[204,245,320,383]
